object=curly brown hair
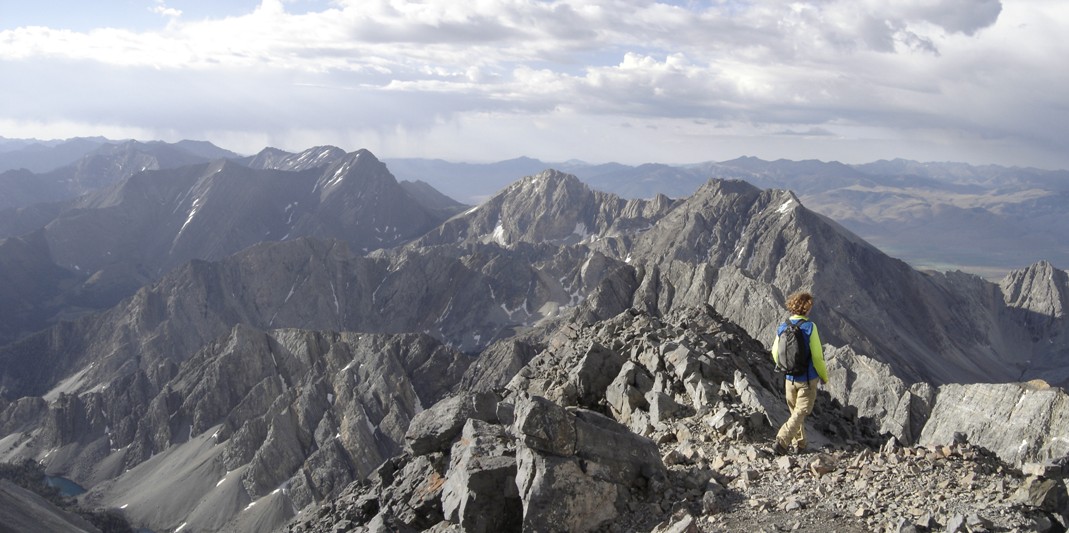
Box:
[785,291,814,315]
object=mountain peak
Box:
[351,147,378,160]
[510,168,584,192]
[1001,260,1068,319]
[316,149,392,192]
[245,145,346,171]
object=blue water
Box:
[45,475,86,497]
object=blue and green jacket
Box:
[771,315,828,383]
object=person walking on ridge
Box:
[771,291,828,454]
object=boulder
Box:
[375,453,448,530]
[440,420,521,533]
[515,447,620,532]
[663,344,698,381]
[683,373,718,412]
[650,509,700,533]
[646,391,681,425]
[605,362,650,423]
[512,394,577,456]
[511,394,666,532]
[571,409,666,489]
[1011,476,1069,517]
[404,392,498,456]
[572,342,627,407]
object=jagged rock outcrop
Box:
[822,345,935,445]
[821,342,1069,467]
[441,419,521,532]
[404,391,498,456]
[512,394,666,532]
[1002,260,1068,322]
[289,389,666,533]
[918,381,1069,465]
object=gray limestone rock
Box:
[509,393,666,531]
[6,161,1069,533]
[512,394,577,456]
[646,391,681,425]
[514,446,620,532]
[823,345,934,445]
[573,341,628,407]
[1011,476,1069,516]
[571,408,666,490]
[404,392,499,456]
[375,453,449,530]
[440,419,521,533]
[650,509,700,533]
[605,361,652,423]
[919,382,1069,465]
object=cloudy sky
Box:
[1,0,1067,168]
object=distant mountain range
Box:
[4,136,1064,278]
[0,138,1066,532]
[385,154,1069,279]
[0,146,466,346]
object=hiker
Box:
[771,291,828,454]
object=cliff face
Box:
[998,261,1069,385]
[823,344,1069,466]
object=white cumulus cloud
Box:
[1,0,1068,169]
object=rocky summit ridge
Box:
[287,306,1069,533]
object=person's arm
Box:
[809,323,828,383]
[771,330,781,367]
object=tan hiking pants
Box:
[777,378,819,449]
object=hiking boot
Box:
[791,444,808,455]
[773,441,789,455]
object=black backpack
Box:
[777,318,811,376]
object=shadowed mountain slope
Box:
[0,149,458,340]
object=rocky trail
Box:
[647,435,1060,532]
